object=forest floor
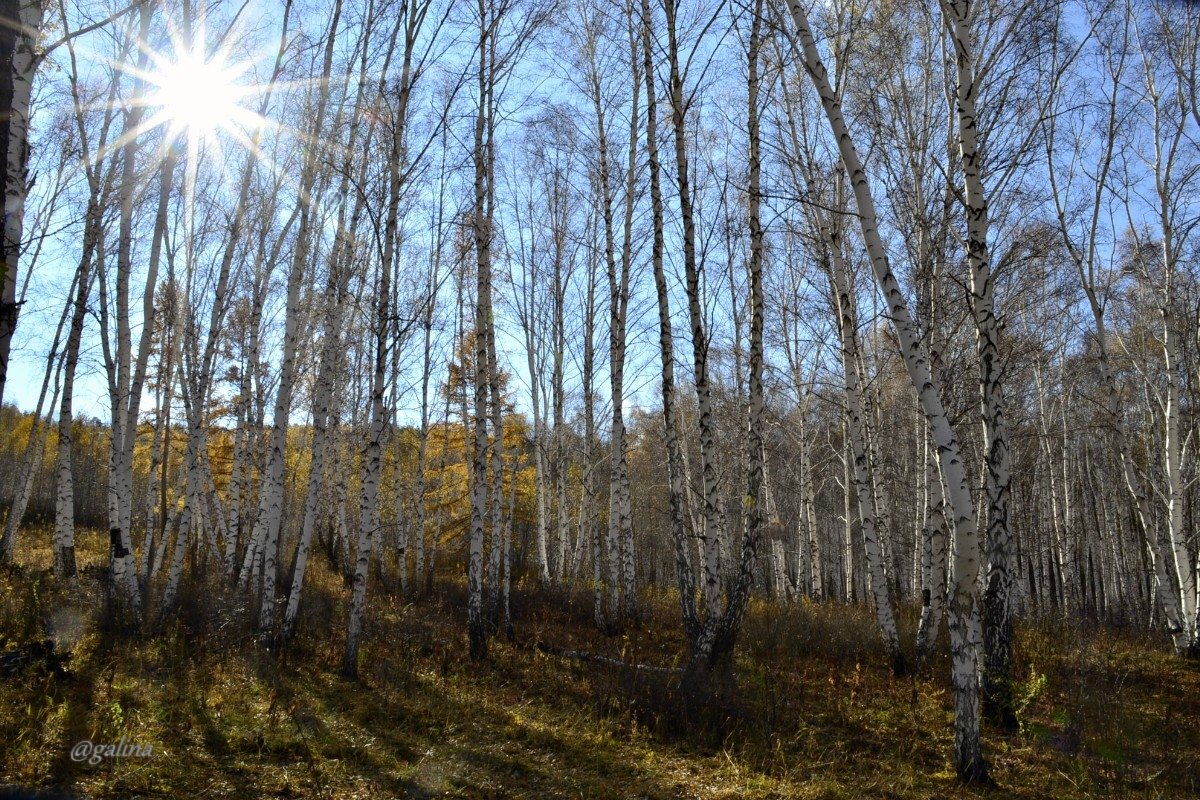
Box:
[0,529,1197,799]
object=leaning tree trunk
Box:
[142,305,179,586]
[783,0,988,782]
[0,266,73,563]
[283,22,375,634]
[283,217,350,638]
[54,226,99,579]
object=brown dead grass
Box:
[0,528,1197,799]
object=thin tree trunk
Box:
[940,0,1016,728]
[705,0,768,668]
[284,17,376,635]
[641,0,698,646]
[55,239,99,579]
[916,443,949,665]
[468,0,496,660]
[0,267,73,563]
[664,0,722,638]
[345,0,417,669]
[826,225,905,674]
[255,0,341,633]
[782,1,988,780]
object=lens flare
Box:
[149,48,249,138]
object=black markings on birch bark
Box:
[782,0,987,781]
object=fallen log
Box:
[535,641,681,674]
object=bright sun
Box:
[148,48,254,141]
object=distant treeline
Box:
[0,405,108,529]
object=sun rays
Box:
[64,5,286,194]
[128,14,272,184]
[145,45,255,142]
[53,1,385,230]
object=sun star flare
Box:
[150,49,247,138]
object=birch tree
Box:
[251,0,341,632]
[781,0,989,781]
[284,0,378,636]
[939,0,1015,727]
[467,0,546,660]
[0,0,43,408]
[51,22,125,580]
[469,0,498,661]
[345,0,453,669]
[821,187,906,674]
[641,0,698,651]
[1124,1,1200,653]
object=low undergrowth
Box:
[1,529,1196,799]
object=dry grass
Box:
[1,528,1197,799]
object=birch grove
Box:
[1,0,1199,789]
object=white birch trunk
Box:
[579,212,597,598]
[703,0,769,666]
[940,0,1016,726]
[254,0,342,632]
[486,257,505,612]
[642,0,698,644]
[411,242,441,595]
[53,202,103,579]
[915,443,949,665]
[1,264,72,563]
[160,413,204,612]
[104,3,161,615]
[344,273,389,675]
[589,53,620,625]
[143,287,180,584]
[283,36,376,635]
[0,0,44,407]
[782,0,987,779]
[1162,308,1196,647]
[346,0,422,663]
[617,14,640,621]
[468,0,495,660]
[826,236,904,672]
[664,0,722,633]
